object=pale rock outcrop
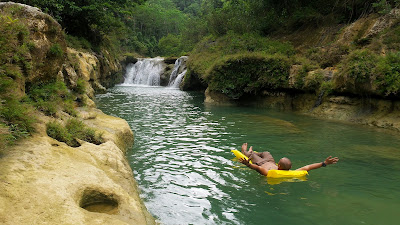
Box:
[0,108,156,224]
[0,2,66,93]
[0,2,155,224]
[204,87,234,105]
[337,8,400,47]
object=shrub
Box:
[0,13,34,145]
[188,33,295,85]
[73,78,86,95]
[65,35,92,51]
[375,52,400,96]
[46,121,78,147]
[0,122,13,150]
[48,43,64,58]
[381,22,400,51]
[307,44,349,68]
[304,70,324,91]
[46,119,103,147]
[292,63,319,90]
[320,81,334,96]
[28,81,75,116]
[158,34,182,57]
[206,53,291,99]
[335,49,378,94]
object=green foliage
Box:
[48,43,64,58]
[189,33,294,78]
[340,50,378,83]
[158,34,183,57]
[65,35,92,51]
[0,122,12,150]
[129,0,188,56]
[381,22,400,51]
[74,79,86,95]
[46,121,77,146]
[28,81,76,116]
[372,0,400,15]
[375,52,400,96]
[304,70,324,91]
[0,98,35,140]
[320,81,334,95]
[46,119,103,147]
[206,53,291,99]
[335,50,400,97]
[0,13,30,70]
[307,45,349,68]
[65,119,103,145]
[0,11,34,146]
[293,64,319,90]
[14,0,142,43]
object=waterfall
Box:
[169,70,187,88]
[123,58,164,86]
[168,56,188,88]
[122,56,188,88]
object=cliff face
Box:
[0,3,155,224]
[186,9,400,132]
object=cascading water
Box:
[168,56,188,88]
[123,57,164,86]
[123,56,188,88]
[169,70,187,88]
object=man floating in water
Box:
[239,143,339,176]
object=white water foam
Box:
[123,57,164,86]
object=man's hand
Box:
[239,157,251,167]
[296,156,339,171]
[324,156,339,165]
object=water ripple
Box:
[97,85,400,225]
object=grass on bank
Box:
[335,49,400,97]
[28,81,78,117]
[0,10,85,148]
[46,119,103,147]
[0,9,35,148]
[185,32,295,97]
[188,32,295,77]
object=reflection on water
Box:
[97,85,400,225]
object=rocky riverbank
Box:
[0,108,155,224]
[185,8,400,132]
[0,2,155,224]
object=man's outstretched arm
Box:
[296,156,339,171]
[239,158,269,176]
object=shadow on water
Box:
[97,86,400,225]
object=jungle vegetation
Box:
[2,0,400,147]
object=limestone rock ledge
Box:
[205,90,400,132]
[0,108,156,225]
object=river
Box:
[96,85,400,225]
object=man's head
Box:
[278,157,292,170]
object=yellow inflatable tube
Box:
[231,150,252,163]
[231,150,308,178]
[267,170,308,178]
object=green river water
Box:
[96,85,400,225]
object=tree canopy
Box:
[6,0,400,56]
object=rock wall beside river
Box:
[188,8,400,132]
[205,89,400,132]
[0,2,155,224]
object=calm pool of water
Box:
[97,85,400,225]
